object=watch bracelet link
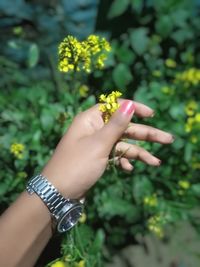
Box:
[26,174,70,220]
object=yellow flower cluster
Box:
[185,100,198,116]
[58,35,111,73]
[99,91,122,123]
[143,194,158,207]
[147,215,165,238]
[178,180,190,190]
[50,261,66,267]
[165,58,177,68]
[176,68,200,86]
[10,143,25,159]
[184,100,200,133]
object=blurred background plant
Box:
[0,0,200,266]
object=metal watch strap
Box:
[26,174,69,220]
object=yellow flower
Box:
[176,68,200,86]
[10,143,25,159]
[79,85,89,97]
[185,117,195,133]
[178,180,190,190]
[152,70,161,77]
[195,113,200,122]
[143,194,158,207]
[185,100,198,116]
[161,86,174,95]
[58,35,111,73]
[147,215,165,238]
[75,260,85,267]
[99,91,122,123]
[190,135,198,144]
[50,261,66,267]
[79,213,87,223]
[165,58,177,68]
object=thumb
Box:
[97,100,135,153]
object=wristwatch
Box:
[26,174,84,233]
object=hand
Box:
[42,100,174,199]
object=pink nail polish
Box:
[119,100,135,116]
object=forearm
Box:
[0,191,52,267]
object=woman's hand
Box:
[42,100,174,199]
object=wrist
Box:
[26,174,84,233]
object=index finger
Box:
[82,99,154,119]
[118,99,154,118]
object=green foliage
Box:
[1,0,200,266]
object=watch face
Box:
[57,205,83,233]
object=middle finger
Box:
[123,123,174,144]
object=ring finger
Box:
[115,141,161,166]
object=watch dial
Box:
[58,205,83,232]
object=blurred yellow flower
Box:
[79,85,89,97]
[152,70,162,77]
[75,260,85,267]
[147,215,165,238]
[190,135,198,144]
[143,194,158,207]
[176,68,200,86]
[194,113,200,122]
[99,91,122,123]
[10,143,25,159]
[178,180,190,190]
[161,86,174,95]
[165,58,177,68]
[79,212,87,223]
[185,100,198,116]
[50,261,66,267]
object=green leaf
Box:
[184,142,193,163]
[155,15,173,38]
[130,0,143,13]
[80,95,96,111]
[89,229,105,254]
[169,102,185,120]
[115,45,135,65]
[40,108,54,131]
[112,63,132,89]
[133,176,154,203]
[130,27,149,55]
[108,0,129,19]
[100,197,135,218]
[28,43,39,68]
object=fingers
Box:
[115,141,161,166]
[95,100,135,154]
[119,157,134,172]
[84,99,154,121]
[123,123,174,144]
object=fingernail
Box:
[158,159,162,165]
[151,111,155,117]
[119,100,135,116]
[171,135,175,143]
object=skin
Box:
[0,100,174,267]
